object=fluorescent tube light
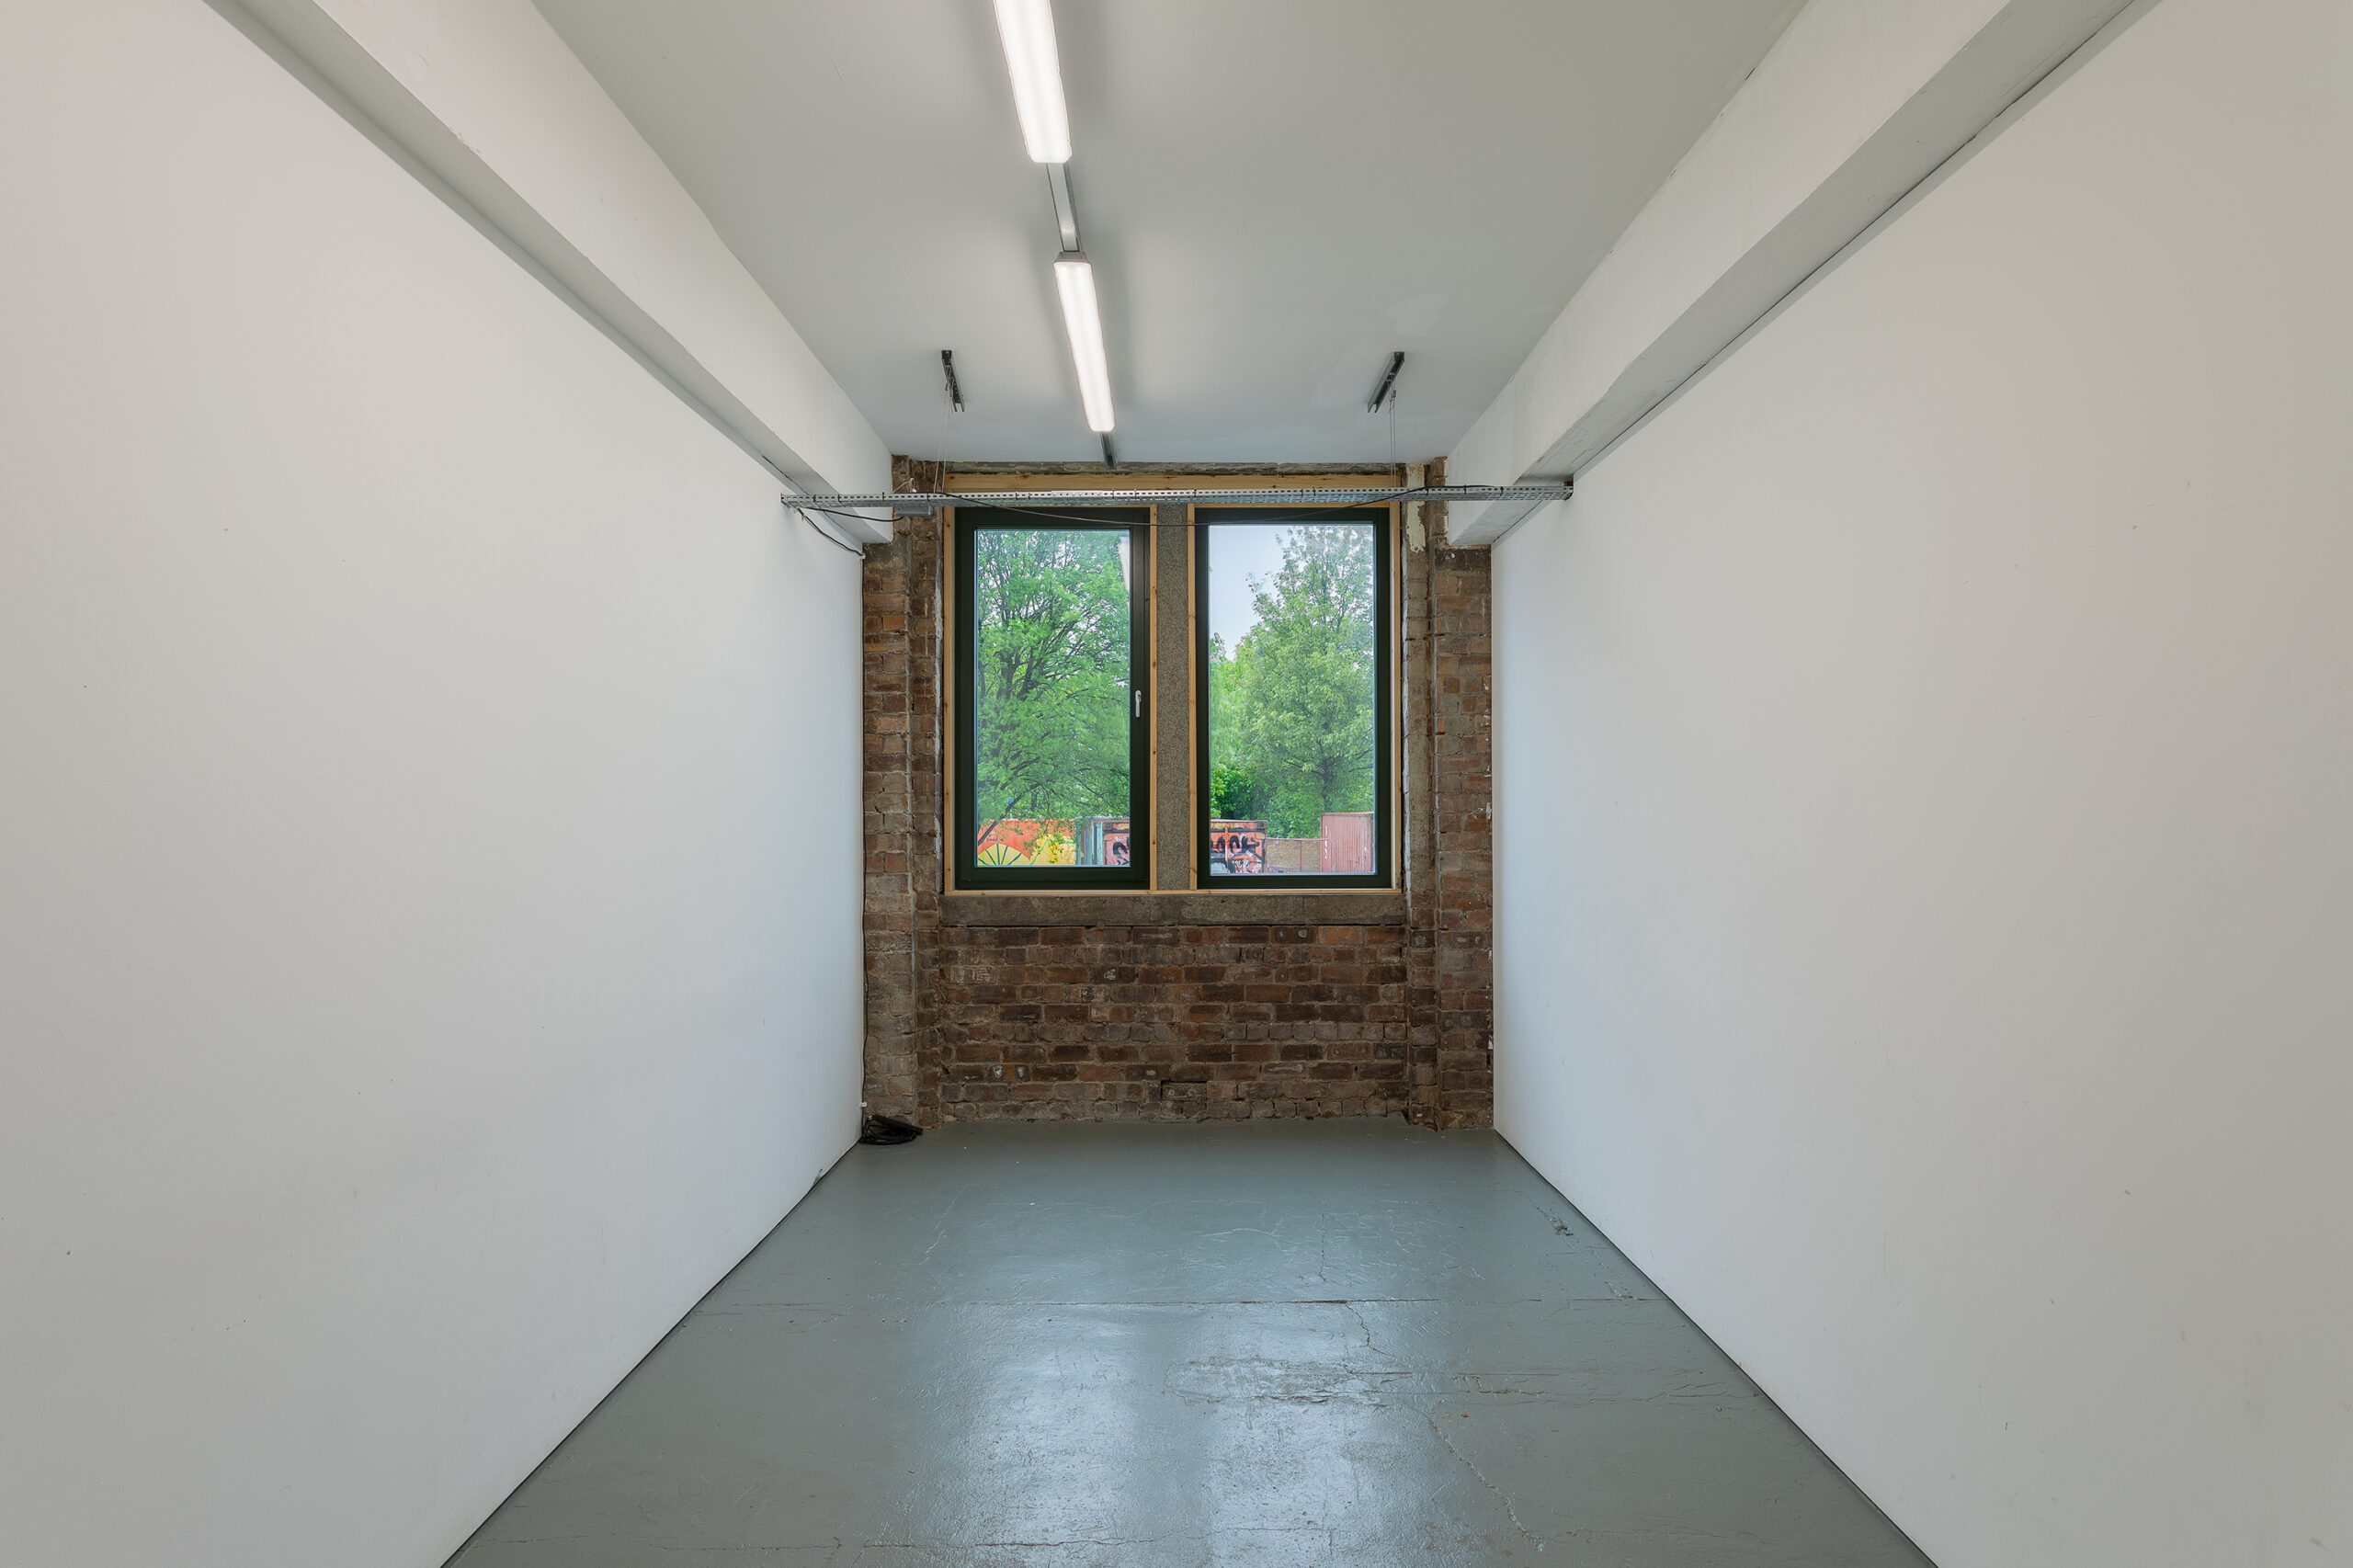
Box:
[1053,252,1115,434]
[992,0,1072,164]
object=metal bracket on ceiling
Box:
[1046,164,1082,253]
[941,349,964,413]
[1368,351,1405,414]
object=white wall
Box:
[0,4,864,1565]
[1493,1,2352,1563]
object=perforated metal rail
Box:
[785,483,1571,517]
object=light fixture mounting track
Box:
[1047,164,1081,252]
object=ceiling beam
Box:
[1447,0,2141,548]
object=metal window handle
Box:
[1133,690,1143,719]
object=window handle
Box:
[1133,690,1143,720]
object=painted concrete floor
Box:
[450,1119,1929,1567]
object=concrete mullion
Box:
[1152,505,1192,890]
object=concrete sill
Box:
[938,891,1407,928]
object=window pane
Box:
[971,527,1134,869]
[1204,520,1378,877]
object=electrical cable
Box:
[790,502,870,556]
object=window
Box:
[953,506,1152,889]
[1194,507,1392,886]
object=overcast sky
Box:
[1206,523,1297,649]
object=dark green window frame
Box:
[1192,506,1394,891]
[953,505,1153,891]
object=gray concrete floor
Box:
[450,1119,1930,1567]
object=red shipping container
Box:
[1320,812,1374,874]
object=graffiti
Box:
[976,815,1361,873]
[976,817,1131,869]
[1209,821,1267,876]
[1209,812,1374,876]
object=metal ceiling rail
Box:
[786,483,1572,517]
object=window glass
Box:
[958,512,1149,886]
[1199,514,1387,882]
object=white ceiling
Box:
[531,0,1798,466]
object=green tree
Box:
[1209,526,1375,839]
[1205,633,1257,820]
[1209,761,1258,821]
[972,528,1131,835]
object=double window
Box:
[951,502,1392,891]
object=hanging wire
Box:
[936,350,954,463]
[794,503,869,556]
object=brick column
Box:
[1429,518,1495,1129]
[862,459,943,1123]
[1399,460,1495,1130]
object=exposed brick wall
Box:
[934,923,1413,1119]
[1428,540,1495,1127]
[1396,472,1496,1130]
[860,463,1493,1128]
[860,459,942,1123]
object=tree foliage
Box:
[1208,761,1257,821]
[1207,525,1376,838]
[971,528,1131,830]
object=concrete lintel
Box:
[1448,0,2136,547]
[217,0,891,504]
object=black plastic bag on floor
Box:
[859,1114,923,1146]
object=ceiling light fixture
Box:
[1053,251,1115,434]
[992,0,1072,164]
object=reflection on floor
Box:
[450,1119,1930,1566]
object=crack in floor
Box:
[919,1182,976,1263]
[1426,1411,1547,1553]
